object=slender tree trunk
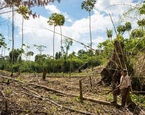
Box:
[60,26,64,74]
[89,11,93,71]
[60,26,62,53]
[52,26,55,73]
[22,17,24,49]
[53,26,55,60]
[18,17,24,76]
[11,4,14,77]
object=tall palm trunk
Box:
[52,26,55,73]
[11,4,14,77]
[60,26,62,52]
[60,26,63,73]
[21,17,24,52]
[89,11,93,71]
[53,26,55,60]
[18,17,24,76]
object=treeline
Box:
[0,49,102,73]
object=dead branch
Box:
[0,75,25,84]
[21,91,95,115]
[83,97,111,105]
[28,83,112,105]
[10,109,48,115]
[27,83,78,97]
[132,91,145,94]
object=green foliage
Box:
[55,51,62,59]
[117,25,126,35]
[9,49,22,63]
[131,29,144,38]
[139,4,145,15]
[16,76,21,81]
[3,49,101,73]
[6,88,11,96]
[0,34,7,48]
[17,5,30,19]
[106,29,113,38]
[34,44,46,55]
[0,58,10,70]
[47,13,65,27]
[21,61,35,73]
[125,22,132,31]
[125,37,145,54]
[131,94,145,106]
[137,19,145,27]
[97,39,114,60]
[81,0,96,12]
[62,38,73,57]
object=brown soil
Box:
[0,70,145,115]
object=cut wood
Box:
[28,83,112,105]
[132,91,145,94]
[0,75,25,84]
[27,83,78,97]
[21,91,95,115]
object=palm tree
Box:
[34,44,47,55]
[17,5,30,49]
[57,14,65,73]
[58,14,65,56]
[26,51,34,60]
[16,5,30,75]
[47,13,64,59]
[106,29,113,40]
[125,22,132,36]
[81,0,96,71]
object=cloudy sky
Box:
[0,0,144,60]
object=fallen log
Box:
[132,91,145,95]
[0,75,24,84]
[83,97,111,105]
[0,75,115,106]
[9,109,48,115]
[27,83,78,97]
[21,91,95,115]
[28,83,112,105]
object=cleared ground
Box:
[0,68,145,115]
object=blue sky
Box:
[0,0,144,60]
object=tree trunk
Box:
[11,4,15,77]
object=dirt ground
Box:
[0,70,145,115]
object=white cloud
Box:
[93,36,106,47]
[95,0,134,13]
[63,12,73,23]
[45,4,73,24]
[0,0,143,60]
[45,4,60,14]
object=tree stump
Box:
[42,67,47,80]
